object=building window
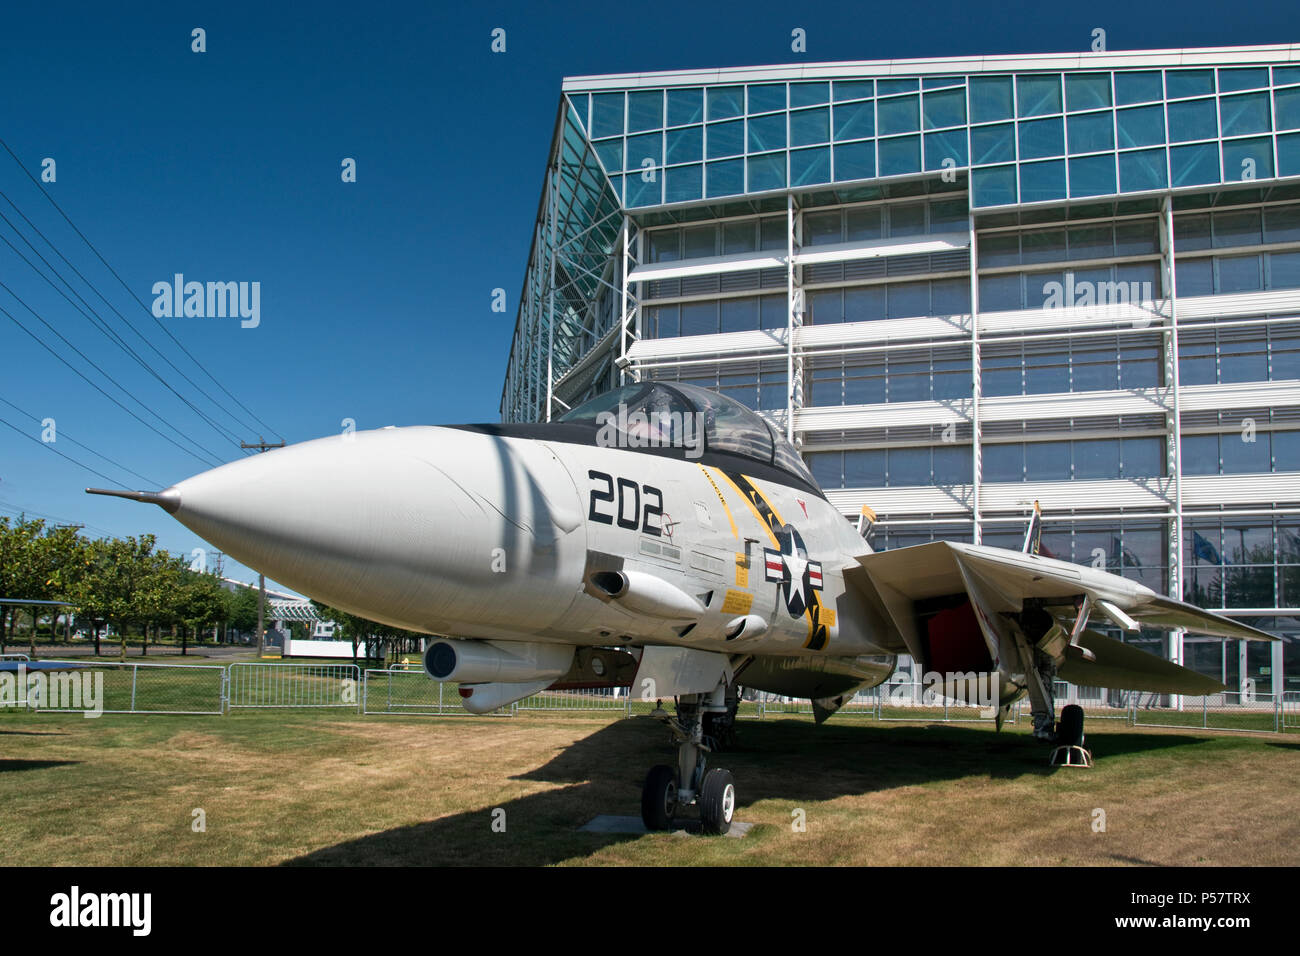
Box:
[982,437,1165,481]
[982,519,1167,592]
[1178,322,1300,385]
[807,279,971,324]
[978,261,1161,312]
[804,198,968,246]
[1181,429,1300,475]
[808,348,971,406]
[805,445,973,489]
[642,294,787,339]
[1184,517,1300,609]
[982,334,1161,396]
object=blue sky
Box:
[0,0,1294,592]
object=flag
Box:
[1192,530,1221,564]
[1112,537,1144,574]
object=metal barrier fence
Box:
[363,669,469,716]
[516,686,628,713]
[226,662,360,711]
[1133,689,1282,734]
[1285,692,1300,730]
[5,658,1296,737]
[25,660,225,715]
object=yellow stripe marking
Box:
[696,463,738,538]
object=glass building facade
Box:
[502,46,1300,699]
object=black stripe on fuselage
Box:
[449,422,828,501]
[724,470,831,652]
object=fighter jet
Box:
[89,381,1276,834]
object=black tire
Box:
[699,767,736,835]
[1056,704,1085,747]
[641,765,678,831]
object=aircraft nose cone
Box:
[167,426,583,633]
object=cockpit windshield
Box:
[558,382,817,487]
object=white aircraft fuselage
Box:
[163,417,894,690]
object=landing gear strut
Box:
[641,681,738,834]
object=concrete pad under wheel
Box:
[579,814,753,837]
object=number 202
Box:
[588,471,663,535]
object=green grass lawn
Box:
[2,705,1297,866]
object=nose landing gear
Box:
[640,683,738,835]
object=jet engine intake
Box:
[587,569,704,620]
[725,614,769,642]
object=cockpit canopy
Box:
[559,382,817,487]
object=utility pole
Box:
[241,438,285,657]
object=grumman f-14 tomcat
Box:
[90,382,1276,835]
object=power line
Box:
[0,498,115,539]
[0,189,262,446]
[0,203,249,449]
[0,393,161,487]
[0,411,132,488]
[0,282,224,464]
[0,136,282,441]
[0,297,222,467]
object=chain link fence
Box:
[1133,688,1282,734]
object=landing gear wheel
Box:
[1056,704,1085,747]
[641,764,678,831]
[1048,704,1093,767]
[699,768,736,835]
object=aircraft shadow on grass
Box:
[285,717,1213,867]
[0,759,78,773]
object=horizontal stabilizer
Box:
[1058,630,1225,696]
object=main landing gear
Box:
[1048,703,1093,767]
[641,681,739,835]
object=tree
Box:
[0,516,40,652]
[177,569,228,655]
[226,585,261,640]
[137,551,185,656]
[76,535,158,658]
[25,525,87,655]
